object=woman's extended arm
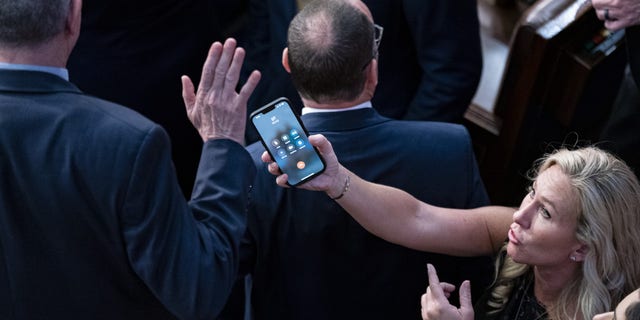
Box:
[264,134,515,256]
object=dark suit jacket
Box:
[627,25,640,89]
[240,0,482,143]
[598,26,640,178]
[0,70,255,319]
[234,108,492,319]
[67,0,240,195]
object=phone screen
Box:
[251,98,325,186]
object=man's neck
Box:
[301,95,369,110]
[0,39,68,68]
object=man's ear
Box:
[67,0,82,37]
[282,48,291,74]
[364,58,378,91]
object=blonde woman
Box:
[263,135,640,319]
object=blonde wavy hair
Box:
[486,147,640,319]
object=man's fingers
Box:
[212,38,237,92]
[198,42,223,94]
[238,70,261,106]
[181,75,196,113]
[224,47,246,93]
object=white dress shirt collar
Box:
[0,62,69,80]
[301,101,372,115]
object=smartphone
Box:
[250,97,326,186]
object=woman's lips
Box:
[508,228,521,245]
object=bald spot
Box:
[303,12,334,52]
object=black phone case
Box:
[250,97,326,186]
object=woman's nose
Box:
[513,198,535,228]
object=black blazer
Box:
[240,0,482,143]
[0,70,255,319]
[235,108,493,320]
[627,25,640,89]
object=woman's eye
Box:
[538,207,551,218]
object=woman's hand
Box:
[421,264,474,320]
[262,134,346,198]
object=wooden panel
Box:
[465,0,627,205]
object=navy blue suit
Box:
[241,0,482,143]
[233,108,492,319]
[0,70,255,319]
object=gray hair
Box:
[0,0,71,47]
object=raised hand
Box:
[421,264,474,320]
[182,38,261,144]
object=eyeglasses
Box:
[373,23,384,58]
[362,23,384,71]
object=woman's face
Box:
[507,165,583,266]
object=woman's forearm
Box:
[329,167,513,256]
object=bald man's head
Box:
[286,0,375,104]
[345,0,374,22]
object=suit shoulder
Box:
[388,120,471,141]
[69,92,160,134]
[52,92,172,155]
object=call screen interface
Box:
[252,100,325,185]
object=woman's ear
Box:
[571,243,589,262]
